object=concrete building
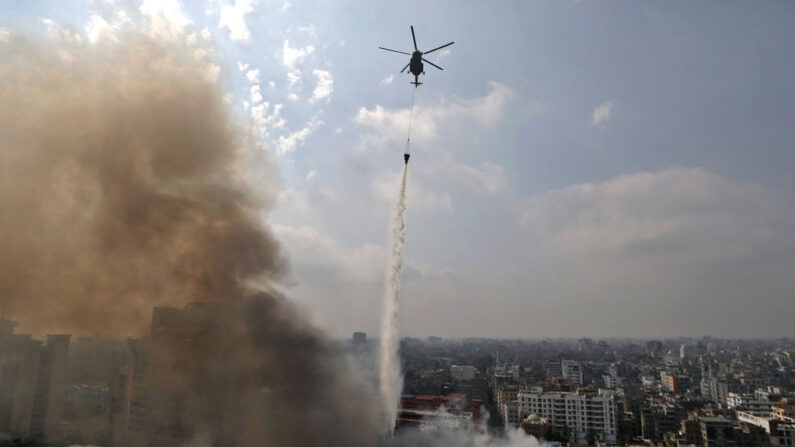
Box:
[660,371,678,394]
[641,407,679,442]
[0,320,70,443]
[701,377,730,407]
[494,363,520,381]
[679,344,697,359]
[772,398,795,420]
[126,303,240,447]
[108,366,133,447]
[727,392,780,416]
[450,365,478,381]
[699,416,734,447]
[544,360,562,379]
[502,400,520,428]
[561,360,583,387]
[663,351,680,369]
[517,389,617,444]
[496,386,519,415]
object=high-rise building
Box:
[0,320,70,443]
[108,366,133,447]
[517,390,617,444]
[127,303,238,447]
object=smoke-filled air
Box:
[0,31,385,446]
[0,33,285,335]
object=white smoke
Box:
[387,428,550,447]
[379,165,409,435]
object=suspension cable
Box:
[406,86,416,153]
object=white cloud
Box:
[245,68,260,83]
[518,167,792,259]
[282,2,292,11]
[309,69,333,103]
[249,85,262,103]
[218,0,257,42]
[277,117,322,155]
[273,224,384,283]
[306,170,317,182]
[297,25,318,39]
[281,39,322,102]
[250,102,285,136]
[237,61,249,71]
[282,40,315,94]
[380,74,394,85]
[502,166,795,337]
[591,101,613,125]
[355,81,514,149]
[282,40,314,69]
[40,18,57,32]
[433,48,451,63]
[269,80,275,88]
[375,173,453,213]
[441,154,509,195]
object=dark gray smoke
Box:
[0,31,381,446]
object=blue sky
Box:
[3,0,794,338]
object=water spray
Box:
[379,84,417,436]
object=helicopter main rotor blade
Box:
[423,41,454,55]
[410,26,418,51]
[379,47,411,55]
[400,62,410,73]
[422,58,443,70]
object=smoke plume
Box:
[0,32,285,335]
[0,30,382,446]
[379,165,409,435]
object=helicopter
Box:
[379,26,454,87]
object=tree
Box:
[587,428,597,445]
[546,425,571,443]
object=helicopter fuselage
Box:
[410,51,424,77]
